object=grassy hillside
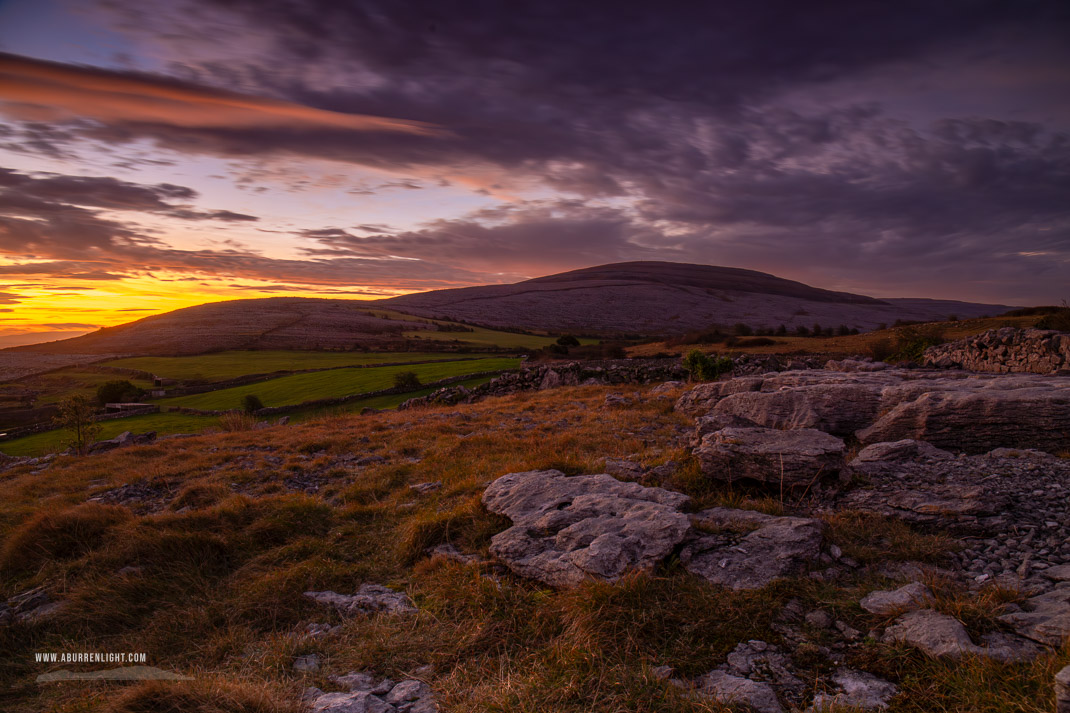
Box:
[0,385,1062,712]
[158,357,520,411]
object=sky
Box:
[0,0,1068,346]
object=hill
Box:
[6,298,431,356]
[379,261,1008,334]
[6,262,1010,355]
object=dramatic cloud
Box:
[0,52,440,136]
[0,0,1067,318]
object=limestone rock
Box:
[695,427,845,488]
[674,377,763,416]
[856,387,1070,454]
[481,470,691,587]
[696,670,784,713]
[711,384,882,437]
[882,610,978,658]
[681,508,823,590]
[304,584,417,616]
[1055,664,1070,713]
[309,692,394,713]
[852,440,951,463]
[998,583,1070,646]
[810,669,897,711]
[311,672,439,713]
[860,583,932,615]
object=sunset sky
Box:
[0,0,1068,346]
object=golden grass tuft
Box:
[0,502,132,575]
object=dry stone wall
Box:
[924,328,1070,374]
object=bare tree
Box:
[54,395,102,455]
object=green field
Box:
[104,350,479,382]
[159,357,521,411]
[0,371,506,457]
[0,412,217,457]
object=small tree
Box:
[96,379,143,406]
[775,324,787,336]
[393,371,422,390]
[242,394,264,413]
[795,325,810,337]
[54,395,102,455]
[556,334,580,347]
[812,323,823,337]
[732,323,752,336]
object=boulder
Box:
[681,508,823,590]
[860,583,933,616]
[304,584,417,616]
[481,470,691,587]
[695,427,845,488]
[711,383,882,437]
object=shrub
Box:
[889,324,946,362]
[556,334,580,347]
[96,380,144,406]
[682,350,733,382]
[242,394,263,413]
[393,370,422,389]
[732,323,752,336]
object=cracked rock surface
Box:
[481,469,691,587]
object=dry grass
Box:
[0,383,1063,712]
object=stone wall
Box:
[923,328,1070,375]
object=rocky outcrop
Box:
[856,385,1070,453]
[304,585,417,616]
[676,368,1070,455]
[481,470,691,587]
[695,427,845,488]
[88,430,157,454]
[306,671,438,713]
[924,328,1070,375]
[681,508,824,590]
